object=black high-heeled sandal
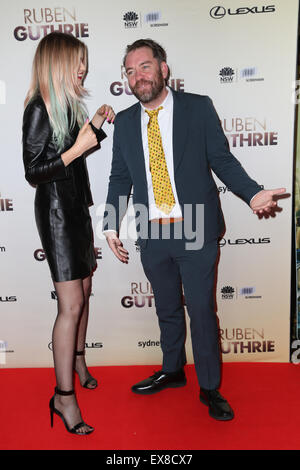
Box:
[49,387,94,435]
[75,350,98,389]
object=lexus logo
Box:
[210,6,226,19]
[219,237,270,246]
[210,5,276,19]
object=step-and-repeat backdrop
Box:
[0,0,298,367]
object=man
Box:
[103,39,285,421]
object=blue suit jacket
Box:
[104,89,261,247]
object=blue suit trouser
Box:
[140,221,221,390]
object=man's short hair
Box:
[123,38,170,82]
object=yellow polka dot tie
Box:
[145,107,175,215]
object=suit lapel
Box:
[130,102,143,156]
[129,103,149,202]
[172,89,189,173]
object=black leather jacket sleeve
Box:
[22,98,70,185]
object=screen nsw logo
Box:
[122,10,168,28]
[219,66,264,84]
[14,7,89,41]
[220,285,262,300]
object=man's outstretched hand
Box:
[250,188,286,215]
[104,231,129,263]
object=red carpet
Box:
[1,362,300,450]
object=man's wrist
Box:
[103,229,118,238]
[250,189,264,205]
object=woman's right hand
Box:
[61,119,98,166]
[74,119,98,155]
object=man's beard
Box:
[130,70,165,104]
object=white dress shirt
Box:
[141,87,182,220]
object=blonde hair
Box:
[25,32,88,151]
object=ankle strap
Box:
[55,387,74,396]
[75,350,85,356]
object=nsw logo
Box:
[219,67,235,83]
[123,11,139,28]
[221,286,235,299]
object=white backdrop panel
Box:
[0,0,298,367]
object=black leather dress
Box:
[22,95,106,282]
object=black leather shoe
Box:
[132,369,186,395]
[200,388,234,421]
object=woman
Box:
[22,32,115,435]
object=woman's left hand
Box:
[97,104,115,124]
